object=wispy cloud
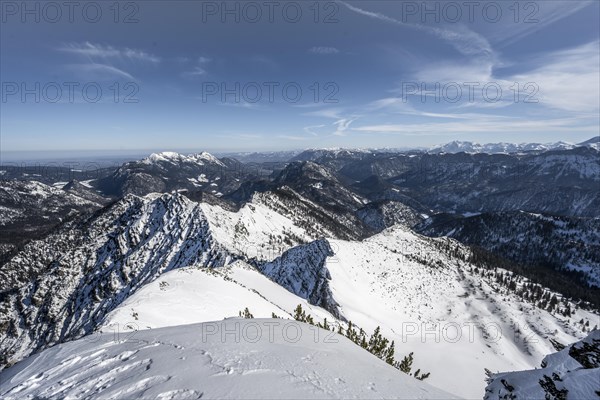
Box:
[58,42,160,81]
[303,107,345,119]
[489,1,593,47]
[509,41,600,114]
[339,1,493,58]
[332,118,355,136]
[182,66,207,77]
[389,34,599,116]
[367,97,515,119]
[304,125,325,136]
[228,133,264,139]
[219,101,262,109]
[182,56,212,78]
[250,55,279,70]
[302,106,359,136]
[59,42,161,63]
[354,117,598,136]
[65,63,135,80]
[279,134,313,141]
[309,46,340,55]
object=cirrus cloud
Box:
[309,46,340,55]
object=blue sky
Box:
[1,0,599,154]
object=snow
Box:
[429,140,579,154]
[102,262,336,331]
[318,226,596,398]
[0,319,455,399]
[200,201,309,262]
[2,189,597,399]
[485,330,600,400]
[0,193,226,366]
[141,152,225,168]
[128,198,597,398]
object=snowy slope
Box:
[248,225,598,398]
[2,187,598,398]
[320,227,597,398]
[99,212,598,398]
[102,261,338,331]
[0,319,455,400]
[0,189,347,369]
[252,188,366,240]
[485,330,600,399]
[0,193,228,367]
[200,199,310,262]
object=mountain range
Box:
[428,137,599,154]
[0,140,598,399]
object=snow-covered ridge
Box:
[428,140,581,154]
[1,188,598,398]
[251,224,598,397]
[0,192,228,367]
[141,151,225,167]
[0,319,456,399]
[485,330,600,400]
[101,261,339,331]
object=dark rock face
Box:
[259,239,342,319]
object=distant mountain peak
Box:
[275,161,335,184]
[142,151,224,167]
[428,140,579,154]
[578,136,600,150]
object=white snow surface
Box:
[3,192,598,399]
[485,330,600,400]
[101,200,598,398]
[322,227,597,398]
[102,261,337,331]
[200,201,310,262]
[141,151,225,167]
[0,319,455,400]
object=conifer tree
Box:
[385,341,395,365]
[239,307,254,319]
[396,352,414,375]
[293,304,306,322]
[346,321,353,339]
